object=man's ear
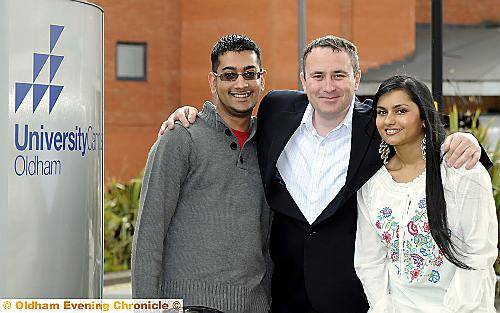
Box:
[260,69,267,91]
[354,70,361,91]
[208,72,217,93]
[300,72,307,93]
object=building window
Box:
[116,42,147,81]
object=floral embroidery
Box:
[375,206,400,268]
[411,254,424,267]
[428,270,440,283]
[391,239,399,254]
[374,197,443,284]
[390,251,398,262]
[407,221,419,235]
[380,207,392,218]
[410,269,420,280]
[413,234,428,245]
[420,246,431,256]
[382,231,392,243]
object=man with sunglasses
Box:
[132,34,271,313]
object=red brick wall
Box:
[94,0,417,181]
[179,0,299,109]
[92,0,181,182]
[179,0,416,108]
[93,0,497,182]
[352,0,415,70]
[308,0,345,42]
[417,0,500,24]
[307,0,415,71]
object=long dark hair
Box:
[372,75,472,270]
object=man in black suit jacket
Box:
[159,35,485,313]
[255,36,378,313]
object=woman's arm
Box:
[443,166,498,313]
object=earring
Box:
[379,140,390,165]
[421,134,426,160]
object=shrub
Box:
[104,174,142,273]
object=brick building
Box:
[90,0,500,182]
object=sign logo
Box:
[15,24,64,114]
[11,23,102,178]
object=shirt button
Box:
[230,142,238,150]
[225,129,232,136]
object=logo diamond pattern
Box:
[15,24,65,114]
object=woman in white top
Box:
[354,75,497,313]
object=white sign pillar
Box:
[0,0,103,298]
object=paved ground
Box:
[103,282,131,299]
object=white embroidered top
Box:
[355,163,497,313]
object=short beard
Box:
[216,90,255,117]
[224,104,254,117]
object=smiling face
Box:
[376,89,425,148]
[209,50,266,119]
[300,47,361,123]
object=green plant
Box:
[104,174,143,273]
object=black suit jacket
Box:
[256,90,382,313]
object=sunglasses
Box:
[213,70,263,82]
